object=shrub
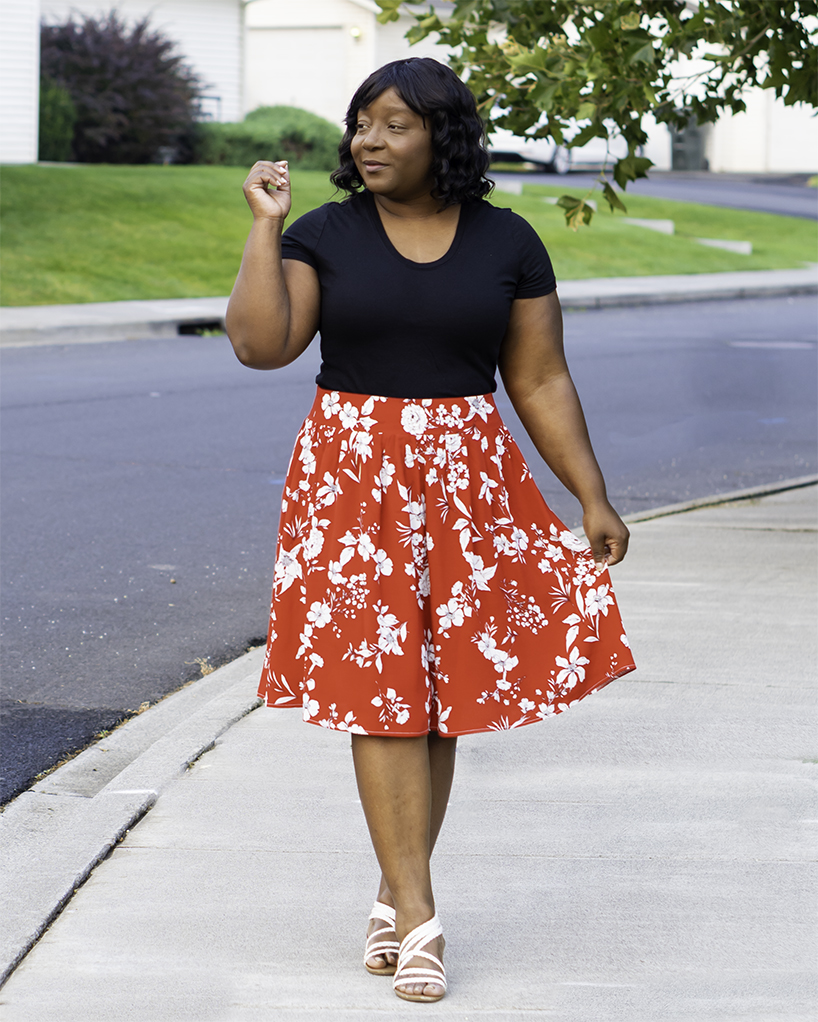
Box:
[40,12,200,164]
[38,76,77,162]
[194,106,341,170]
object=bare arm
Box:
[498,291,629,568]
[224,161,320,369]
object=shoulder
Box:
[467,200,549,254]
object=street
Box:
[1,295,816,801]
[490,170,818,220]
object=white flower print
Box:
[463,551,497,591]
[306,601,331,628]
[303,691,320,719]
[584,584,614,618]
[321,391,341,418]
[464,395,493,422]
[511,527,528,555]
[338,402,359,429]
[437,597,465,631]
[518,698,536,713]
[302,525,325,561]
[274,545,303,594]
[556,647,590,689]
[401,404,429,438]
[371,687,411,727]
[479,471,499,503]
[560,529,588,552]
[316,472,342,507]
[373,548,393,579]
[351,429,373,461]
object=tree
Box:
[40,12,201,164]
[376,0,818,227]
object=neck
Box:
[373,193,446,220]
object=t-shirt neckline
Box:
[363,190,467,269]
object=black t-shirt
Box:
[281,190,557,398]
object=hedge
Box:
[194,105,342,170]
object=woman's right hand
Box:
[242,160,291,222]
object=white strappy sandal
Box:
[364,901,399,976]
[392,913,447,1003]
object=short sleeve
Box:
[509,213,557,299]
[280,205,330,269]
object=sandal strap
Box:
[364,901,399,967]
[393,913,446,991]
[393,967,447,989]
[368,901,396,925]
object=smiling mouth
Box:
[362,161,388,170]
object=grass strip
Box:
[1,164,815,306]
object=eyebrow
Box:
[358,104,417,118]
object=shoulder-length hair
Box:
[330,57,493,208]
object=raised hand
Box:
[242,160,291,222]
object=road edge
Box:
[621,474,818,523]
[0,646,265,988]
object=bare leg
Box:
[353,731,457,997]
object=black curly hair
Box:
[330,57,493,208]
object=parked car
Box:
[488,125,632,174]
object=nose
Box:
[362,126,384,150]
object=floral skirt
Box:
[258,387,635,736]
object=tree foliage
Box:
[40,12,200,164]
[377,0,818,227]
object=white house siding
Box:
[0,0,41,163]
[40,0,243,122]
[707,89,818,174]
[244,0,451,126]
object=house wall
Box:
[40,0,243,122]
[244,0,451,126]
[0,0,41,163]
[706,89,818,173]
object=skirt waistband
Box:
[309,386,499,437]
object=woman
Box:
[225,57,635,1004]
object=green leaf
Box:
[628,41,655,66]
[557,194,594,231]
[620,13,640,31]
[613,154,653,189]
[375,0,402,24]
[602,181,627,214]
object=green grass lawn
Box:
[1,164,815,306]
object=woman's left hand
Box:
[582,502,630,570]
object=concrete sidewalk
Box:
[2,267,817,346]
[1,485,816,1021]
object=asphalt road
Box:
[490,170,818,220]
[1,295,816,801]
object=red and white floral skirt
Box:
[258,387,635,736]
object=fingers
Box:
[244,160,290,192]
[584,507,629,570]
[600,531,629,568]
[242,160,292,220]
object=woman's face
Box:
[350,87,435,202]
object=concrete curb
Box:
[556,267,818,311]
[0,646,264,988]
[0,297,229,348]
[1,268,816,346]
[621,474,818,524]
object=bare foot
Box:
[394,912,446,1002]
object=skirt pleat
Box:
[258,387,635,735]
